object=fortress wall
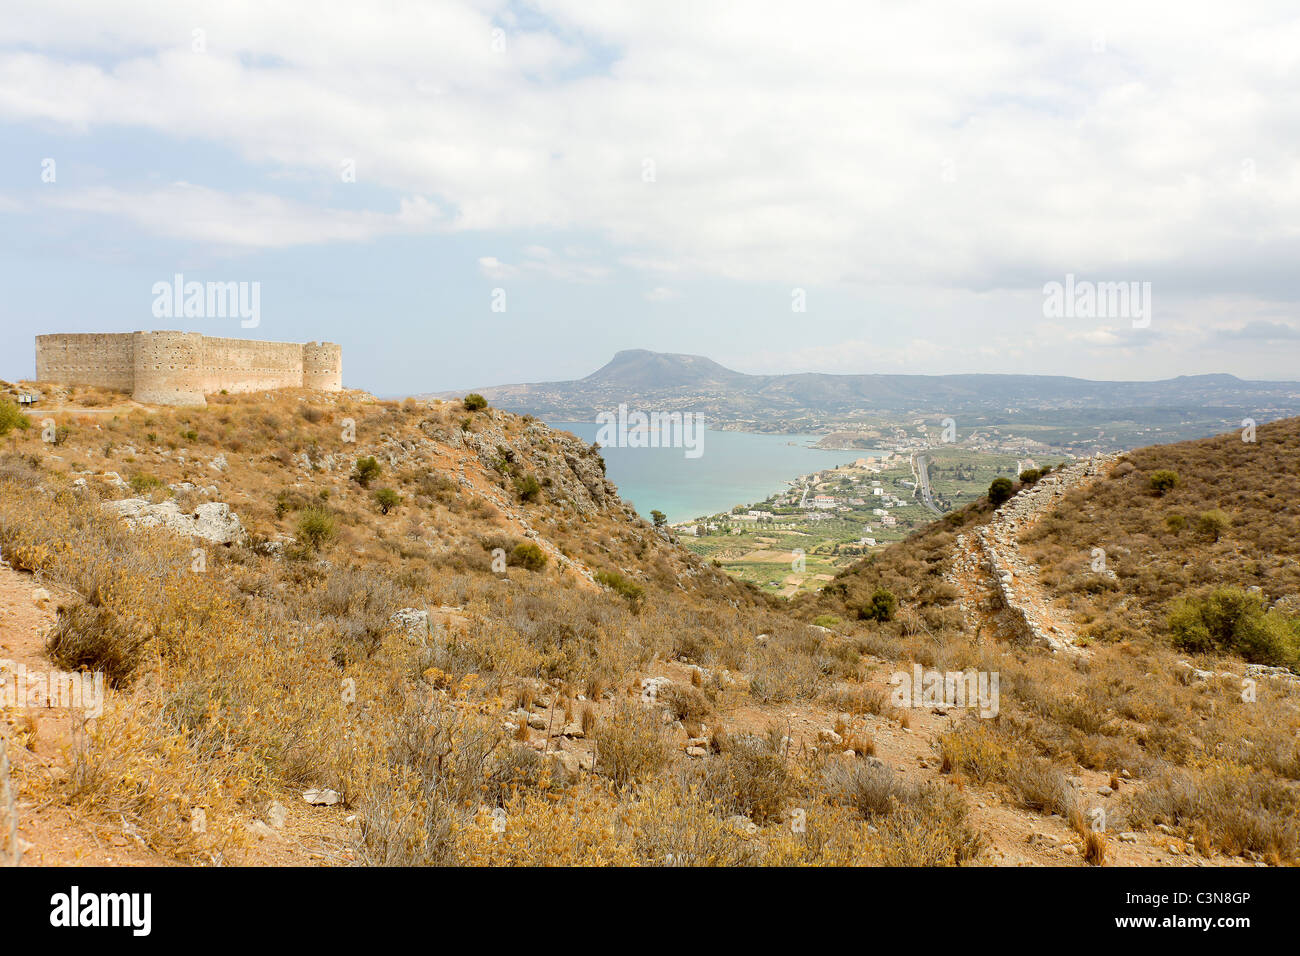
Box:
[33,332,343,406]
[302,342,343,391]
[35,334,136,392]
[132,331,208,406]
[199,337,304,395]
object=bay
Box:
[548,422,886,523]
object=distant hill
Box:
[429,350,1300,429]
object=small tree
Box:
[463,393,488,412]
[988,477,1014,506]
[1149,470,1179,495]
[650,509,667,528]
[373,488,401,515]
[351,455,382,488]
[859,586,897,623]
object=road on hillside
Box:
[914,452,943,515]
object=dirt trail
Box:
[0,563,348,866]
[902,454,1256,865]
[0,563,169,865]
[947,457,1116,654]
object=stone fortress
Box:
[35,331,342,407]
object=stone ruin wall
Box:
[33,333,136,393]
[35,332,342,406]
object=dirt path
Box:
[0,563,170,865]
[0,563,350,866]
[947,457,1115,654]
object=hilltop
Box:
[0,382,1294,867]
[798,419,1300,862]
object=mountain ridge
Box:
[426,350,1300,430]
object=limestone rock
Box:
[545,750,580,784]
[302,788,342,806]
[104,497,246,545]
[266,801,288,829]
[390,608,428,640]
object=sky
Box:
[1,0,1298,395]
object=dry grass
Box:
[2,390,1297,867]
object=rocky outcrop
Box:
[103,497,246,545]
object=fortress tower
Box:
[131,331,207,406]
[302,342,344,391]
[35,332,343,407]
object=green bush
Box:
[0,399,30,437]
[351,456,382,488]
[1164,513,1186,533]
[812,614,842,629]
[988,477,1014,506]
[595,569,645,603]
[1168,587,1300,670]
[1018,468,1041,484]
[514,474,541,502]
[858,586,897,623]
[509,542,547,572]
[1195,508,1231,542]
[129,473,164,494]
[297,506,338,551]
[463,393,488,412]
[373,487,401,515]
[1149,469,1179,495]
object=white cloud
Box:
[476,246,607,282]
[45,182,442,247]
[3,0,1300,380]
[477,256,516,280]
[3,1,1298,291]
[1066,327,1124,347]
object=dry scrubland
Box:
[0,384,1296,866]
[799,419,1300,863]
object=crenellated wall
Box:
[34,332,343,406]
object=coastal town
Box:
[676,440,1065,596]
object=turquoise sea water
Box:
[549,422,885,523]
